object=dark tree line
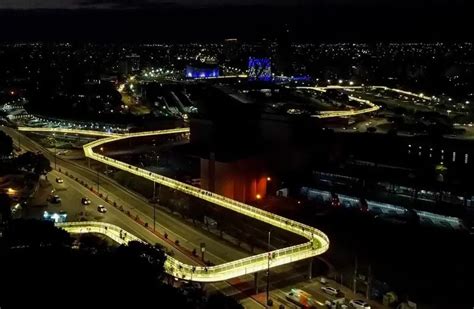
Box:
[0,219,242,309]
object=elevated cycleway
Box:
[297,86,380,118]
[18,127,330,282]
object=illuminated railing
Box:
[297,86,380,118]
[19,123,329,282]
[18,127,120,137]
[56,221,327,282]
[297,85,436,119]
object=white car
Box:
[56,177,64,183]
[97,205,107,213]
[321,286,340,296]
[349,300,371,309]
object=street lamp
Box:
[152,181,156,231]
[266,230,272,306]
[100,147,108,174]
[52,133,57,170]
[97,147,105,194]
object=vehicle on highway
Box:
[325,297,346,309]
[349,300,371,309]
[321,286,340,296]
[286,288,318,308]
[49,194,61,204]
[97,205,107,213]
[56,177,64,183]
[81,197,91,205]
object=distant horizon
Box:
[0,0,465,10]
[0,4,471,42]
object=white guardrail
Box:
[19,127,330,282]
[297,85,434,119]
[297,86,380,118]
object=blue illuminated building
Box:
[248,57,272,82]
[185,64,220,79]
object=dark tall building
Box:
[275,25,293,75]
[120,54,141,75]
[223,38,239,64]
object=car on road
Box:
[56,177,64,183]
[349,300,371,309]
[97,205,107,213]
[321,286,340,296]
[286,288,318,308]
[49,194,61,204]
[81,197,91,205]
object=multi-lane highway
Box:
[3,126,250,264]
[11,125,330,282]
[3,125,271,308]
[297,86,380,118]
[2,125,330,308]
[45,172,268,308]
[77,127,329,282]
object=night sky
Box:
[0,0,464,9]
[0,0,471,41]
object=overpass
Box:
[56,221,326,282]
[297,85,436,119]
[18,126,330,282]
[297,86,380,118]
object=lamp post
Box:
[97,147,104,194]
[266,230,271,306]
[153,182,156,231]
[52,133,57,170]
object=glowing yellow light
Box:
[267,177,271,181]
[256,194,261,200]
[22,125,330,283]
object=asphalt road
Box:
[2,126,378,309]
[3,126,272,307]
[3,126,249,263]
[21,157,265,308]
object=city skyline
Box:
[1,0,473,307]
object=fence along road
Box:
[18,126,329,282]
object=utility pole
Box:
[97,147,105,194]
[366,263,371,300]
[97,167,100,194]
[153,182,156,231]
[200,242,206,261]
[18,133,21,155]
[266,230,271,306]
[353,255,358,294]
[52,134,57,170]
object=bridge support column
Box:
[308,257,313,280]
[254,272,259,294]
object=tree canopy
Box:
[0,219,243,309]
[14,151,52,176]
[0,131,13,157]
